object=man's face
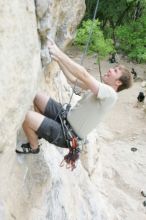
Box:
[102,66,122,87]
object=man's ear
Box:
[116,79,122,87]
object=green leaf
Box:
[74,19,114,58]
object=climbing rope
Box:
[80,0,100,65]
[97,53,102,82]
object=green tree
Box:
[84,0,98,20]
[74,19,114,58]
[79,1,146,62]
[116,13,146,62]
[85,0,146,44]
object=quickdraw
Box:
[70,136,78,148]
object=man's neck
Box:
[104,82,118,92]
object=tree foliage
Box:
[75,0,146,62]
[85,0,145,25]
[74,19,114,58]
[116,14,146,62]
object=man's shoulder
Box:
[98,82,117,100]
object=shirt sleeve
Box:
[97,82,118,102]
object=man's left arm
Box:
[48,39,99,95]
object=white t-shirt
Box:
[67,82,118,139]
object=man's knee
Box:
[33,92,50,110]
[24,110,45,131]
[33,92,43,105]
[25,110,35,123]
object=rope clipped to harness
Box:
[59,105,82,171]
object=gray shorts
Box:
[36,98,68,148]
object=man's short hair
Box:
[117,64,133,92]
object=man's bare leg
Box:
[33,92,50,114]
[22,110,45,150]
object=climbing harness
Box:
[58,104,82,171]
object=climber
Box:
[109,53,117,63]
[131,68,137,79]
[137,91,145,103]
[16,39,133,170]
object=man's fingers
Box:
[47,37,60,61]
[51,55,59,61]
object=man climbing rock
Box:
[16,39,133,170]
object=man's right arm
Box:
[58,61,88,90]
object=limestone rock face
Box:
[35,0,86,66]
[0,0,41,151]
